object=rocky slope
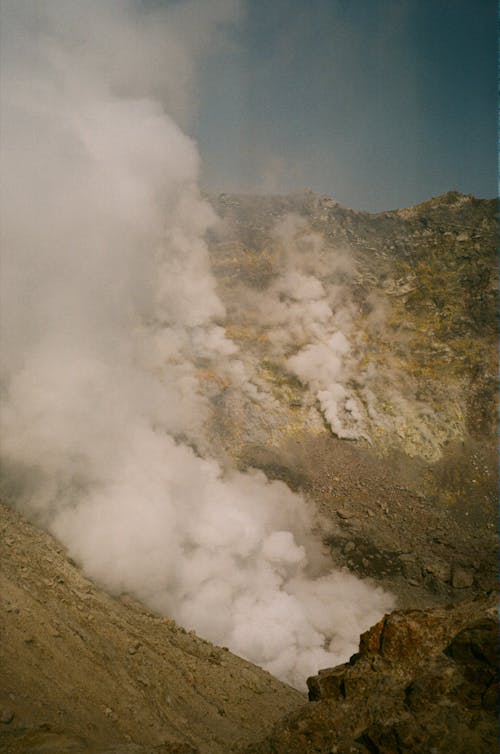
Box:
[206,189,497,463]
[0,506,498,754]
[204,190,498,608]
[0,502,304,753]
[2,501,496,753]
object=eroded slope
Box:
[0,503,304,753]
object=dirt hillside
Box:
[0,503,304,753]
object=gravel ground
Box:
[241,433,498,610]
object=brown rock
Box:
[452,565,474,589]
[0,708,14,725]
[244,596,498,754]
[359,618,385,654]
[307,664,349,702]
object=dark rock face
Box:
[243,596,498,753]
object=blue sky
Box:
[190,0,497,211]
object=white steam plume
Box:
[257,217,450,458]
[234,215,371,440]
[0,1,393,690]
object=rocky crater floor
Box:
[243,434,497,613]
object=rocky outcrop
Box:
[242,596,498,753]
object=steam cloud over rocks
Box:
[254,215,372,440]
[0,0,393,689]
[232,214,447,458]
